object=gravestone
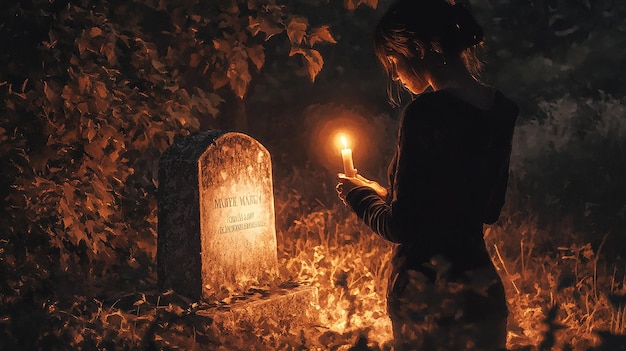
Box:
[158,131,278,299]
[157,131,318,344]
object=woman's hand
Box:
[336,173,388,204]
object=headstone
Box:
[157,131,319,346]
[157,131,278,299]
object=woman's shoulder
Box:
[400,90,462,130]
[402,89,472,117]
[400,92,443,123]
[495,90,520,119]
[398,93,445,138]
[403,91,443,113]
[400,88,519,134]
[408,88,519,119]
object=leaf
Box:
[246,44,265,70]
[94,81,108,98]
[43,81,59,105]
[225,49,253,98]
[76,37,89,55]
[77,102,89,115]
[101,41,117,65]
[62,181,75,204]
[210,71,229,90]
[82,118,97,141]
[344,0,378,10]
[90,27,103,38]
[248,16,284,41]
[344,0,357,11]
[191,88,223,118]
[78,75,91,94]
[60,126,79,144]
[85,219,95,234]
[287,17,308,45]
[84,139,106,160]
[361,0,378,9]
[208,93,225,108]
[94,96,109,114]
[309,25,337,47]
[229,61,252,99]
[36,147,56,170]
[189,53,200,68]
[213,38,231,52]
[58,197,74,229]
[289,47,324,82]
[151,59,168,74]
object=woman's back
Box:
[386,89,518,268]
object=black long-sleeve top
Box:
[346,89,519,272]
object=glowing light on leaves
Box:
[289,47,323,82]
[344,0,379,11]
[247,15,284,41]
[287,17,308,45]
[246,44,265,70]
[309,25,337,47]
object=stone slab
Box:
[197,285,319,333]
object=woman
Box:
[336,0,518,350]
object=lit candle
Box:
[340,135,357,177]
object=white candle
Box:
[340,136,357,177]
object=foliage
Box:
[274,167,394,340]
[0,0,377,293]
[473,0,626,111]
[0,0,378,347]
[508,94,626,257]
[1,0,626,349]
[1,162,625,350]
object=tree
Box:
[0,0,379,299]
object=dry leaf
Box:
[189,53,200,68]
[287,17,308,45]
[94,81,108,98]
[245,44,265,70]
[248,15,284,41]
[90,27,103,38]
[309,25,337,47]
[289,47,324,82]
[78,75,91,94]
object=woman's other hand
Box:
[336,173,388,204]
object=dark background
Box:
[1,0,625,349]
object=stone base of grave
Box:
[197,284,319,335]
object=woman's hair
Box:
[373,0,485,102]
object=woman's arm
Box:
[483,152,511,224]
[484,105,518,224]
[345,98,437,244]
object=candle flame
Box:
[340,135,348,149]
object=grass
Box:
[3,167,623,350]
[2,95,626,350]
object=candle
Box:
[340,135,357,177]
